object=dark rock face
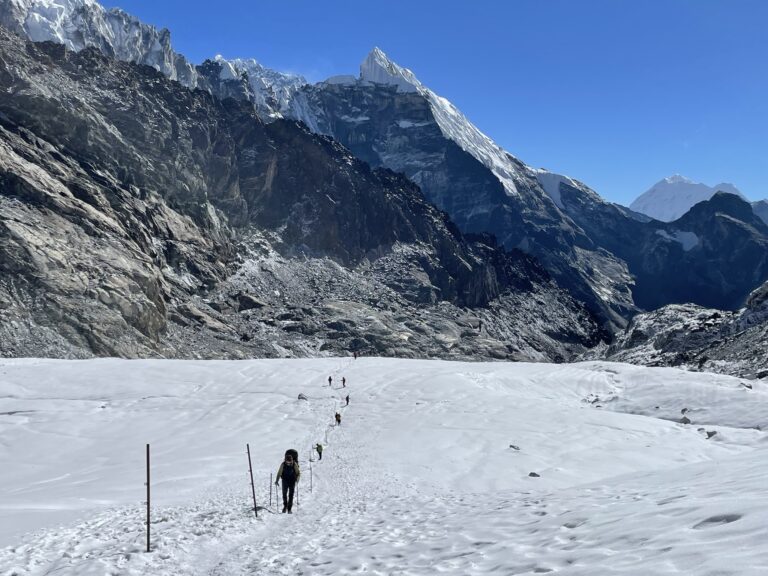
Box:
[593,280,768,378]
[751,200,768,227]
[0,29,602,360]
[287,82,637,330]
[558,183,768,311]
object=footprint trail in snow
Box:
[1,358,766,575]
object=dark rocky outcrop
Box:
[557,183,768,311]
[752,200,768,226]
[592,280,768,378]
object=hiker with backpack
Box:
[335,412,342,426]
[315,443,323,460]
[345,394,350,406]
[275,449,300,513]
[328,376,332,387]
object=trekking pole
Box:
[146,443,150,553]
[270,473,273,507]
[246,444,258,518]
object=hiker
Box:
[328,375,332,386]
[275,450,300,513]
[315,443,323,460]
[335,412,342,426]
[342,377,346,387]
[353,351,357,360]
[345,394,350,406]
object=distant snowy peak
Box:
[360,47,421,93]
[630,175,746,222]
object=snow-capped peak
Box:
[209,55,307,116]
[355,46,521,196]
[630,175,746,222]
[0,0,198,84]
[360,46,421,93]
[663,174,693,185]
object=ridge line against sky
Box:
[107,0,767,205]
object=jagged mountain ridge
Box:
[284,53,768,316]
[553,184,768,310]
[0,0,638,330]
[287,50,639,330]
[3,0,768,334]
[0,0,305,117]
[0,28,602,359]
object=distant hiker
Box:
[275,450,300,513]
[328,376,332,386]
[345,394,350,406]
[342,377,346,387]
[335,412,342,426]
[478,319,483,332]
[315,443,323,460]
[353,351,357,359]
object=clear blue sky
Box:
[109,0,767,204]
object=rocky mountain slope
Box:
[0,28,602,360]
[282,51,768,321]
[752,199,768,226]
[5,0,768,335]
[286,49,638,330]
[0,1,637,330]
[591,280,768,379]
[561,187,768,310]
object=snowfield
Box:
[1,358,766,575]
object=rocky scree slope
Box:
[0,29,602,359]
[589,280,768,379]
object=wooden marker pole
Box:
[146,443,150,553]
[246,444,258,518]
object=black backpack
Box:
[281,462,297,483]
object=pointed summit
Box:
[360,47,421,93]
[664,174,693,185]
